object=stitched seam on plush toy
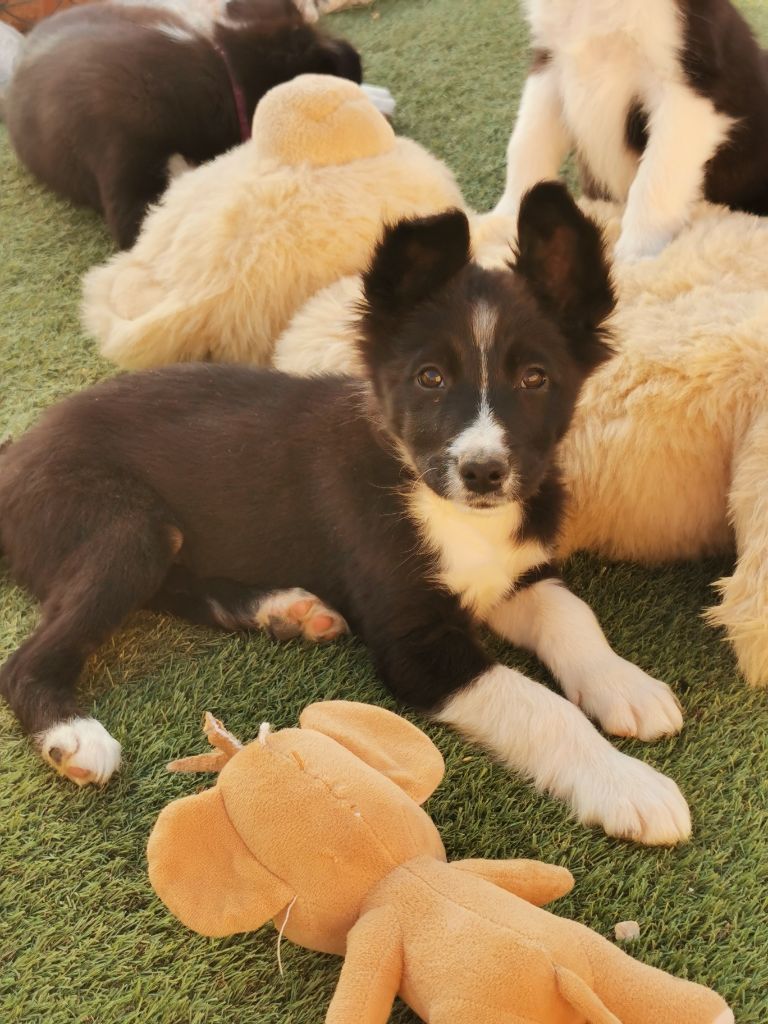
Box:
[405,862,553,953]
[237,745,409,868]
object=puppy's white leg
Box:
[38,717,121,786]
[706,410,768,686]
[435,664,690,845]
[486,579,683,740]
[614,83,733,261]
[493,62,572,221]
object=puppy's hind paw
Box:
[254,588,349,644]
[38,718,122,786]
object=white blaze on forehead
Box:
[449,300,507,465]
[471,300,498,399]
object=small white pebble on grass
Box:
[614,920,641,942]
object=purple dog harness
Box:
[212,41,252,143]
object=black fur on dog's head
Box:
[218,0,363,92]
[358,182,615,510]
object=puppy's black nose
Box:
[459,457,509,494]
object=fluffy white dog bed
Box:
[274,201,768,687]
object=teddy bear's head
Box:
[147,701,446,954]
[251,73,396,167]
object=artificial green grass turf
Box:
[1,0,768,1020]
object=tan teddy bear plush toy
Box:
[81,73,464,369]
[147,703,732,1024]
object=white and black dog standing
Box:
[495,0,768,260]
[0,185,688,844]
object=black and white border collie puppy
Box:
[494,0,768,261]
[4,0,362,248]
[0,184,688,844]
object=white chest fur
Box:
[525,0,689,199]
[409,485,550,618]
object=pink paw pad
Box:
[258,589,348,644]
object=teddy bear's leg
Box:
[706,409,768,686]
[326,906,403,1024]
[150,572,349,644]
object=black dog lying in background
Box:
[4,0,362,247]
[0,185,689,845]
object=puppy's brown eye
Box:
[416,367,445,390]
[521,368,547,389]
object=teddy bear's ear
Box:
[147,787,294,937]
[299,701,444,804]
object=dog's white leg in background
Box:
[614,83,733,262]
[486,579,683,740]
[493,63,571,222]
[360,84,396,118]
[706,409,768,687]
[435,663,691,845]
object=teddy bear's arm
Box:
[450,859,575,907]
[325,905,403,1024]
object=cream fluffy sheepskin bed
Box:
[274,201,768,687]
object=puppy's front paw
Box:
[573,658,683,741]
[38,718,122,786]
[614,223,675,262]
[573,753,691,846]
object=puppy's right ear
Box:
[513,181,615,370]
[362,209,471,317]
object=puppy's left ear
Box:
[514,182,615,370]
[362,209,471,318]
[300,701,445,804]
